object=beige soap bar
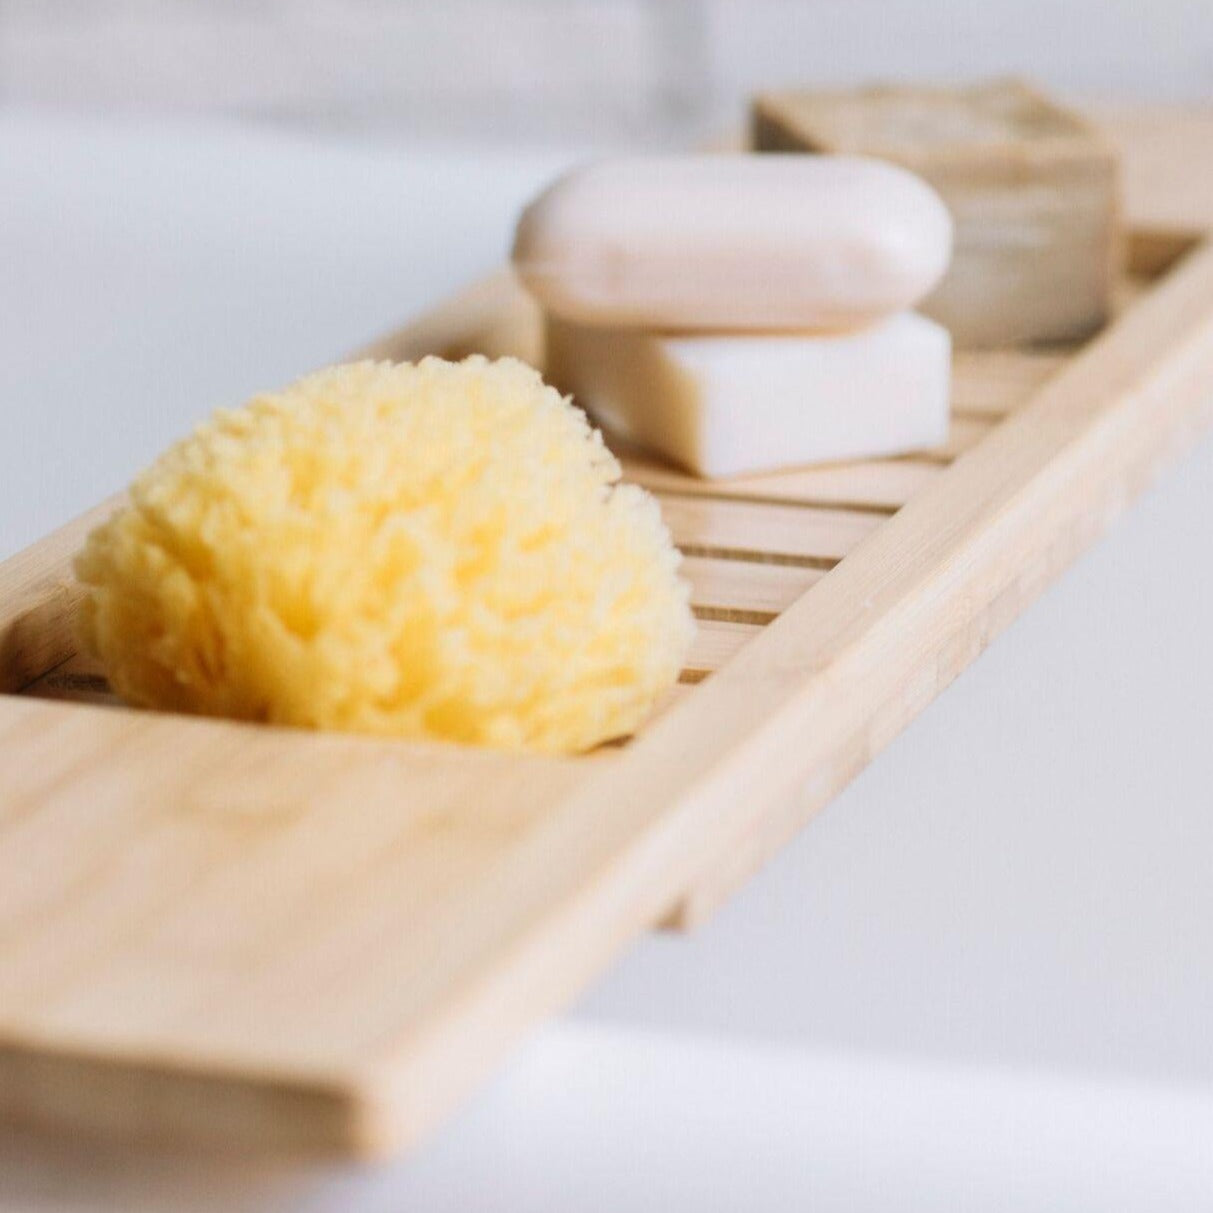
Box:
[513,155,952,331]
[753,79,1121,348]
[546,314,951,479]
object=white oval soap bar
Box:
[513,155,952,331]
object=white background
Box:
[1,0,1212,144]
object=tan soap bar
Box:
[752,79,1121,348]
[513,155,952,331]
[546,314,951,479]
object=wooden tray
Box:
[3,131,1213,1156]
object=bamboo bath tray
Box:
[3,123,1213,1156]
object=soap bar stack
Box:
[512,155,954,479]
[752,80,1121,348]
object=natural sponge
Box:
[74,357,694,753]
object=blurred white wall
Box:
[2,0,1211,144]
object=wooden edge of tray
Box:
[0,1035,374,1158]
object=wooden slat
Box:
[623,450,938,511]
[683,619,763,679]
[659,494,881,565]
[682,555,822,620]
[950,351,1068,417]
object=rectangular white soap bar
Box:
[545,314,951,479]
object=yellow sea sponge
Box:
[75,357,694,753]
